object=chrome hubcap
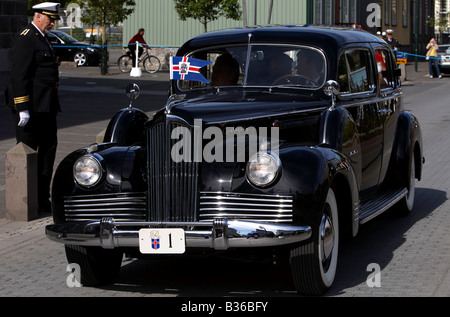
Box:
[320,212,334,271]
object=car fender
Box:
[391,111,423,181]
[51,144,146,224]
[255,146,360,236]
[103,108,149,146]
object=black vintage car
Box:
[46,26,423,295]
[48,30,101,66]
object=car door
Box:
[337,48,383,193]
[374,46,401,184]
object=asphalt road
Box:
[0,61,449,302]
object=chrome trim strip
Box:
[199,191,294,223]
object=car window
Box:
[47,32,60,43]
[54,32,78,43]
[338,49,374,94]
[375,48,395,90]
[177,45,326,90]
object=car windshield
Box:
[55,32,78,43]
[178,44,326,90]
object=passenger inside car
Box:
[211,54,240,86]
[295,50,325,87]
[269,53,293,84]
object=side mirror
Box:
[323,80,340,109]
[126,83,140,109]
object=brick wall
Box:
[0,0,27,107]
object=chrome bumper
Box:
[45,217,312,251]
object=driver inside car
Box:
[295,49,325,86]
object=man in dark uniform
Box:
[385,29,399,51]
[6,2,61,214]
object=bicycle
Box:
[118,46,161,74]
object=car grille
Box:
[147,117,199,222]
[64,192,147,222]
[199,192,293,223]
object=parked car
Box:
[437,44,450,74]
[46,26,424,295]
[48,30,101,66]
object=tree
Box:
[74,0,135,74]
[174,0,242,33]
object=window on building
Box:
[402,0,408,27]
[392,0,397,26]
[385,0,390,25]
[313,0,335,25]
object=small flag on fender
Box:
[170,56,212,84]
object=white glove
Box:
[18,110,30,127]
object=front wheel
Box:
[144,55,161,73]
[65,245,123,286]
[118,55,133,73]
[73,51,88,66]
[290,187,339,295]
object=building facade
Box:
[122,0,310,49]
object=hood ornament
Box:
[126,83,140,109]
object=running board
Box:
[359,188,408,224]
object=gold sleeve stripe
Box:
[14,96,30,104]
[20,29,30,36]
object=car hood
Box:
[165,90,329,125]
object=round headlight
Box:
[247,152,281,187]
[73,156,102,187]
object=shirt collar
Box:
[31,22,45,37]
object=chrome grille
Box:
[199,192,293,223]
[147,117,199,222]
[64,192,146,222]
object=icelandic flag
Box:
[170,56,212,84]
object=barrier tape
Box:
[52,42,178,49]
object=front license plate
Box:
[139,228,185,254]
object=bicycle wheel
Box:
[118,55,133,73]
[143,55,161,73]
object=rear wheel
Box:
[118,55,133,73]
[144,55,161,73]
[65,245,123,286]
[396,154,416,217]
[290,187,339,295]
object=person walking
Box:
[426,38,442,79]
[128,28,147,66]
[6,2,61,214]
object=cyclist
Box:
[128,28,147,66]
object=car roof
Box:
[177,25,385,56]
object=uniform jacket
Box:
[7,23,60,113]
